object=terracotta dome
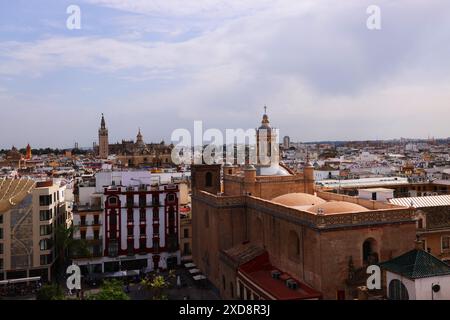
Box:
[307,201,369,215]
[271,193,326,207]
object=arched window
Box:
[205,172,213,187]
[108,196,118,205]
[363,238,379,265]
[389,279,409,300]
[288,230,300,260]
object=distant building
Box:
[283,136,290,149]
[25,144,32,160]
[98,113,109,159]
[96,114,173,168]
[358,188,394,202]
[112,130,173,168]
[389,194,450,263]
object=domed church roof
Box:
[271,193,326,207]
[307,201,369,215]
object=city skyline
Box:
[1,0,450,148]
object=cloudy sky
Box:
[0,0,449,148]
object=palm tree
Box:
[54,224,91,278]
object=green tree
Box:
[141,271,175,300]
[36,283,65,300]
[86,279,129,300]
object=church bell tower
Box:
[98,113,109,159]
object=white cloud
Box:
[84,0,288,18]
[1,0,450,147]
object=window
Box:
[108,241,118,257]
[152,194,159,206]
[40,255,50,265]
[205,172,213,187]
[167,193,176,203]
[140,209,146,221]
[127,239,134,255]
[183,228,189,238]
[128,226,134,237]
[389,279,409,300]
[93,245,101,256]
[0,214,3,224]
[139,195,146,207]
[153,239,159,250]
[0,243,3,254]
[140,239,146,250]
[40,209,52,221]
[0,259,2,270]
[80,230,86,240]
[442,236,450,252]
[108,197,118,205]
[40,239,51,251]
[183,243,190,255]
[0,228,3,240]
[417,218,423,229]
[40,225,52,236]
[363,238,379,264]
[94,215,99,225]
[80,215,86,226]
[222,276,226,290]
[140,226,146,236]
[109,212,117,225]
[39,195,52,206]
[230,282,234,298]
[94,230,99,240]
[127,210,133,222]
[127,195,133,207]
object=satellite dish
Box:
[432,284,441,292]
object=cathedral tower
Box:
[25,143,32,160]
[98,113,109,159]
[256,106,278,166]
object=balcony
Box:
[78,221,102,227]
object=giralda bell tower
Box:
[98,113,109,159]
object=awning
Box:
[0,276,41,285]
[189,268,200,274]
[184,263,196,268]
[103,270,140,278]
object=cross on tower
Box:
[264,105,267,114]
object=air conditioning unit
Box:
[286,279,298,290]
[271,270,281,279]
